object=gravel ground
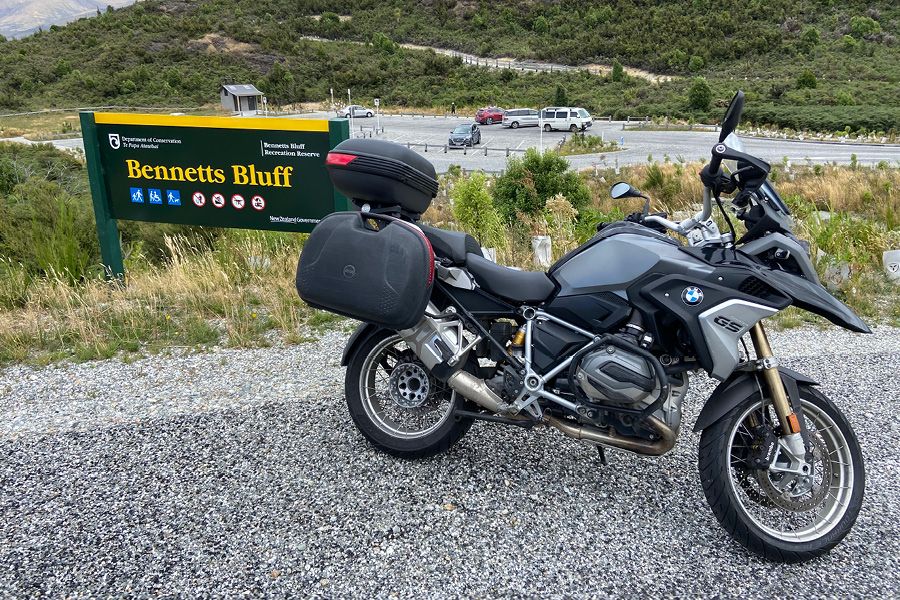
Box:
[1,325,898,598]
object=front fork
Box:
[749,322,808,460]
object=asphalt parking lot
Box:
[1,325,898,598]
[303,112,900,173]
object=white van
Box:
[502,108,540,128]
[540,107,593,132]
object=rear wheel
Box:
[486,117,494,125]
[345,330,473,458]
[698,386,864,562]
[366,111,373,117]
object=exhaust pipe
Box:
[544,414,676,456]
[446,370,514,414]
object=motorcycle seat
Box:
[465,253,556,304]
[419,224,482,266]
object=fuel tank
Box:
[549,226,713,298]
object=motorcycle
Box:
[297,91,867,562]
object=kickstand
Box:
[596,445,608,465]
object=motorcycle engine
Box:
[574,341,687,431]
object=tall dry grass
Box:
[0,230,337,364]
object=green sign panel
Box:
[80,111,350,278]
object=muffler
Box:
[446,370,514,415]
[544,414,676,456]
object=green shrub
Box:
[849,15,881,39]
[688,77,712,110]
[492,149,591,220]
[450,172,506,249]
[0,177,99,282]
[796,69,817,89]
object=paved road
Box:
[5,114,898,174]
[1,326,898,597]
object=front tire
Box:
[345,330,473,458]
[543,123,552,132]
[698,386,864,562]
[511,121,519,129]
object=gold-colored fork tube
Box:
[749,323,800,434]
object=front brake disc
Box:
[756,434,831,512]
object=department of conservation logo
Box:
[681,286,704,306]
[108,133,121,149]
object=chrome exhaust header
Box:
[544,414,676,456]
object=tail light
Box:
[325,152,358,166]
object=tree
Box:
[492,149,591,220]
[610,59,624,82]
[796,69,817,89]
[532,16,548,34]
[554,85,568,106]
[688,77,712,111]
[688,55,704,72]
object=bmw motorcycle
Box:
[297,91,867,562]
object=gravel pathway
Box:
[1,325,898,598]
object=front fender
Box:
[692,366,817,432]
[340,323,386,366]
[755,268,871,333]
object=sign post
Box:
[80,112,350,278]
[374,97,380,134]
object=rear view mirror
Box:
[610,181,646,200]
[719,90,745,142]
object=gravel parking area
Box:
[1,326,899,598]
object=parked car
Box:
[475,106,505,125]
[502,108,540,128]
[448,123,481,147]
[338,105,375,118]
[539,107,593,132]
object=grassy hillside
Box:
[0,1,897,131]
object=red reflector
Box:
[325,152,358,166]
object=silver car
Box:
[338,105,375,118]
[502,108,540,128]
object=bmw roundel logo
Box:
[682,286,704,306]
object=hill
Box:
[0,0,136,39]
[0,0,897,132]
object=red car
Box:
[475,106,505,125]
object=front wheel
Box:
[486,117,493,125]
[698,386,864,562]
[345,330,473,458]
[543,123,552,132]
[511,121,519,129]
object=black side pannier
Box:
[296,212,434,330]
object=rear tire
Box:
[345,330,473,459]
[698,386,864,562]
[486,117,493,125]
[366,111,373,117]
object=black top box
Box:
[325,139,438,215]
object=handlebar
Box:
[643,188,712,235]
